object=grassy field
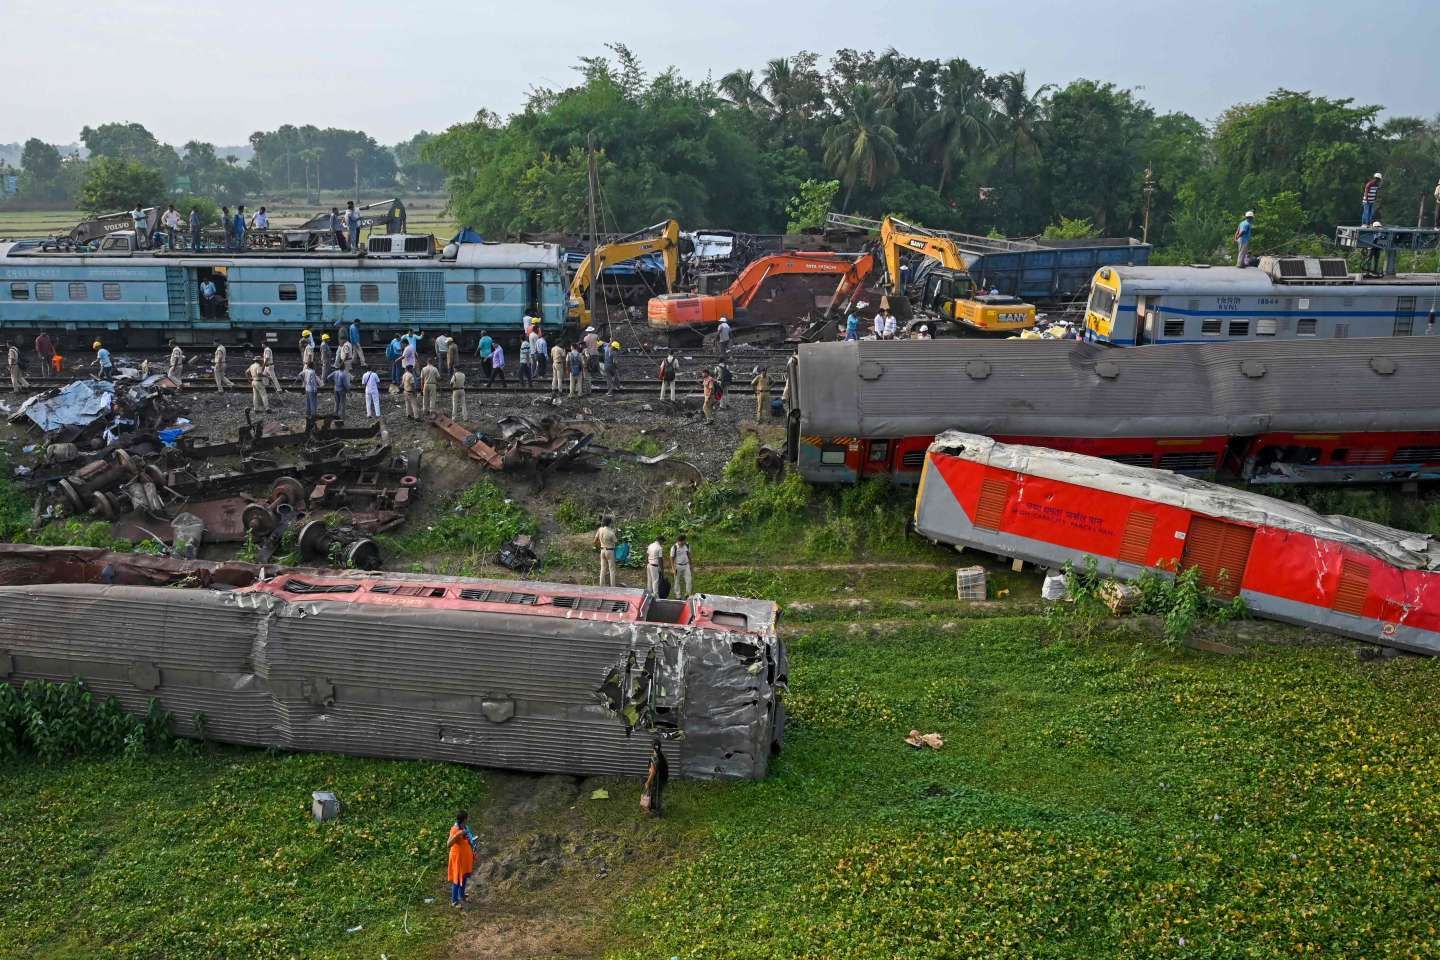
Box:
[4,447,1440,958]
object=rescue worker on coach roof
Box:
[220,206,232,249]
[594,515,618,587]
[346,200,360,251]
[189,207,201,252]
[1361,172,1383,226]
[1234,211,1254,268]
[330,207,346,250]
[233,206,246,251]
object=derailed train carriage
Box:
[913,433,1440,654]
[787,337,1440,485]
[0,546,787,780]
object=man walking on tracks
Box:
[1361,173,1382,226]
[213,341,234,393]
[1234,211,1254,268]
[420,360,440,415]
[716,317,732,359]
[167,340,185,384]
[658,352,678,401]
[34,331,54,375]
[262,344,284,393]
[751,367,769,421]
[567,343,584,397]
[8,341,29,392]
[486,343,507,388]
[603,340,621,396]
[299,361,320,419]
[401,366,421,421]
[329,366,352,419]
[594,515,619,587]
[450,367,468,420]
[549,342,565,394]
[362,366,382,419]
[247,356,269,412]
[319,333,332,380]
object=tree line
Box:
[424,44,1440,262]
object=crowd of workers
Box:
[128,199,365,252]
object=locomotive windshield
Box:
[1087,283,1117,320]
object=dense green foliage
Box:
[382,476,536,567]
[0,679,175,763]
[424,47,1440,255]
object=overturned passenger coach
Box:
[0,546,787,780]
[914,432,1440,654]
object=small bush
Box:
[0,679,174,764]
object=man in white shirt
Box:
[881,310,897,339]
[161,205,181,249]
[646,535,666,595]
[361,366,381,418]
[716,318,732,359]
[872,311,885,339]
[434,333,452,376]
[251,207,269,231]
[668,534,693,596]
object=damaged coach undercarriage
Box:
[0,544,787,781]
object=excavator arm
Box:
[569,219,681,326]
[879,215,970,294]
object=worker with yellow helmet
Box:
[319,332,332,379]
[93,341,113,380]
[603,339,622,396]
[299,329,316,367]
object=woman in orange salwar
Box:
[447,810,475,907]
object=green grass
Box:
[380,476,535,571]
[0,749,484,959]
[607,619,1440,959]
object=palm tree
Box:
[988,70,1052,177]
[347,147,366,203]
[822,84,900,210]
[719,69,771,112]
[917,59,996,194]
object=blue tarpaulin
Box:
[450,227,485,245]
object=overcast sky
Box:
[7,0,1438,147]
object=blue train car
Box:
[0,235,569,351]
[1085,257,1440,346]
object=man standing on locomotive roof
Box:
[1361,172,1383,226]
[1234,211,1254,268]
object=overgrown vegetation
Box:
[382,476,535,566]
[1048,556,1247,647]
[0,679,175,763]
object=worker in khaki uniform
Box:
[669,534,693,596]
[8,342,29,392]
[337,338,355,374]
[751,368,769,421]
[594,516,618,587]
[319,333,332,380]
[167,340,185,383]
[300,329,315,368]
[401,367,421,421]
[261,344,284,393]
[212,341,234,392]
[420,361,440,415]
[450,368,468,420]
[645,535,666,595]
[246,357,269,412]
[549,343,565,393]
[446,335,460,378]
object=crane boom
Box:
[568,219,682,328]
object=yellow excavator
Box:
[568,219,683,329]
[879,216,1036,334]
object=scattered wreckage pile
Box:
[9,375,419,568]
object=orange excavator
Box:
[648,251,878,340]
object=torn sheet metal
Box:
[914,431,1440,654]
[12,380,115,433]
[0,545,787,780]
[430,412,505,469]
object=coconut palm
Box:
[989,70,1053,177]
[347,147,366,202]
[718,69,771,113]
[822,84,900,210]
[917,59,996,193]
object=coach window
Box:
[103,283,121,301]
[327,283,346,303]
[1201,318,1222,336]
[820,445,846,465]
[68,282,88,300]
[9,282,28,301]
[1228,319,1250,337]
[35,282,54,301]
[467,284,486,303]
[278,283,298,301]
[1256,318,1277,336]
[868,441,890,463]
[1297,318,1318,336]
[360,283,379,303]
[1162,319,1185,337]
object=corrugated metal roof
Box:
[797,338,1440,439]
[1107,263,1440,295]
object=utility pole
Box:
[1141,165,1155,244]
[586,136,601,331]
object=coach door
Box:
[1180,516,1254,598]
